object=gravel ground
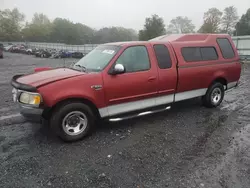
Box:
[0,52,250,188]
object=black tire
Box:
[50,102,96,142]
[202,82,225,108]
[0,55,3,59]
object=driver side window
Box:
[116,46,150,73]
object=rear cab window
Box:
[181,47,218,62]
[182,47,202,62]
[200,47,218,61]
[216,38,235,59]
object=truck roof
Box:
[104,41,149,46]
[149,33,230,42]
[104,33,231,46]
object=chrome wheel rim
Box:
[62,111,88,136]
[211,88,222,105]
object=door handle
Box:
[148,76,156,82]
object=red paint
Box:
[167,34,241,92]
[37,72,106,108]
[103,43,159,105]
[17,68,85,87]
[15,34,241,112]
[34,67,52,72]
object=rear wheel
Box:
[50,102,96,142]
[202,82,225,108]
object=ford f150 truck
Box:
[11,34,241,142]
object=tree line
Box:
[0,6,249,44]
[139,6,250,40]
[0,9,138,44]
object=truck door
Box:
[103,45,158,117]
[152,43,178,105]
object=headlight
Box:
[19,92,42,105]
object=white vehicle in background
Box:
[26,48,32,54]
[4,45,14,51]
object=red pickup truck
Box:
[11,34,241,142]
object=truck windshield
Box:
[72,45,121,72]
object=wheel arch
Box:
[209,77,228,89]
[42,97,101,120]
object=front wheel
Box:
[202,82,225,108]
[50,102,96,142]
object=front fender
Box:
[52,92,96,107]
[38,74,106,109]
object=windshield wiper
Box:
[74,64,87,72]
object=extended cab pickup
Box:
[11,34,241,142]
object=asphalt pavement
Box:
[0,52,250,188]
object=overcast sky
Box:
[2,0,250,31]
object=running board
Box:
[109,106,171,122]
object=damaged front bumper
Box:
[11,75,44,123]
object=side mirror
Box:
[111,64,125,75]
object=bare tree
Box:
[166,16,195,34]
[234,8,250,36]
[198,8,222,33]
[221,6,239,34]
[139,14,166,40]
[0,8,25,41]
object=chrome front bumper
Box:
[12,88,44,122]
[11,75,45,123]
[18,103,44,123]
[19,103,43,115]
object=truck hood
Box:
[17,68,85,87]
